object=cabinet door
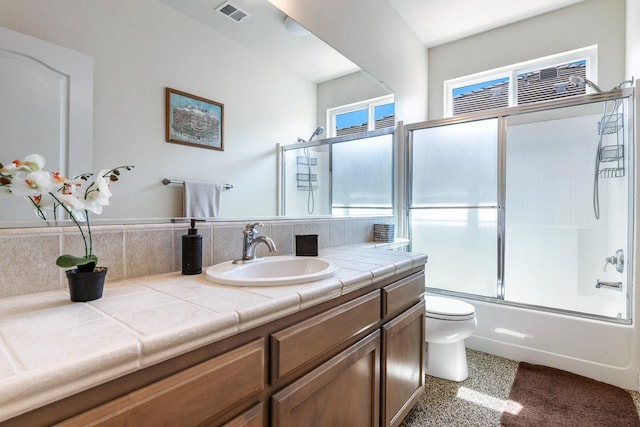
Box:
[382,301,425,427]
[222,403,263,427]
[272,331,380,427]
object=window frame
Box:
[327,94,395,137]
[443,45,598,117]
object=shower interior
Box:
[280,129,394,217]
[408,88,634,321]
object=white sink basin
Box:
[205,256,338,286]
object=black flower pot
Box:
[65,267,108,302]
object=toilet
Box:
[425,295,477,382]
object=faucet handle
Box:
[244,222,264,235]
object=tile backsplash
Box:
[0,217,393,298]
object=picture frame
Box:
[165,87,224,151]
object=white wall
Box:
[627,0,640,79]
[317,71,393,129]
[268,0,429,123]
[0,0,318,219]
[428,0,627,119]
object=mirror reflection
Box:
[0,0,393,226]
[281,129,394,217]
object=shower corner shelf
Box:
[599,145,623,162]
[599,168,625,178]
[298,184,318,191]
[297,156,317,166]
[598,113,623,135]
[596,111,625,179]
[296,155,318,192]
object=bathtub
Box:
[459,297,639,391]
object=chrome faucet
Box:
[233,223,277,264]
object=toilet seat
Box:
[426,296,475,321]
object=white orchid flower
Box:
[5,154,46,173]
[84,169,112,207]
[1,154,133,270]
[9,170,59,196]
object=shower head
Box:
[308,126,324,143]
[296,126,325,143]
[568,75,603,93]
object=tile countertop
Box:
[0,245,427,422]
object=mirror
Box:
[0,0,392,227]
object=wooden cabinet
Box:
[14,269,425,427]
[380,271,426,426]
[271,271,425,427]
[382,302,425,427]
[272,331,381,427]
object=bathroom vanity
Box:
[0,246,426,426]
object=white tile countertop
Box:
[0,245,426,422]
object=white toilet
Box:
[425,295,477,382]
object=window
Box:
[327,95,395,137]
[444,46,597,117]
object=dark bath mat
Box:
[501,362,640,426]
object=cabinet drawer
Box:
[382,272,424,319]
[271,291,381,380]
[60,339,265,426]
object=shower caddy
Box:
[597,110,624,178]
[296,155,318,191]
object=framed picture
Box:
[165,87,224,151]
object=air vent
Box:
[215,1,250,23]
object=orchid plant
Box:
[0,154,133,272]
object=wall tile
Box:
[345,219,373,244]
[212,224,245,264]
[125,225,175,277]
[0,231,62,298]
[329,220,346,247]
[313,221,331,248]
[0,216,392,298]
[62,226,126,281]
[270,222,294,256]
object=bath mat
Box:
[501,362,640,426]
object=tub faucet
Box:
[233,223,277,264]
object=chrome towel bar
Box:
[162,178,233,189]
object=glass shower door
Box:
[409,118,499,297]
[504,98,632,319]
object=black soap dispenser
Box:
[182,219,203,275]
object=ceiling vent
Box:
[215,1,251,23]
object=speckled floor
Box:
[401,349,640,427]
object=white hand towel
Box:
[183,181,222,218]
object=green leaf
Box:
[56,254,98,270]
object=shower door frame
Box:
[405,87,635,323]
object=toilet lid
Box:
[425,296,476,320]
